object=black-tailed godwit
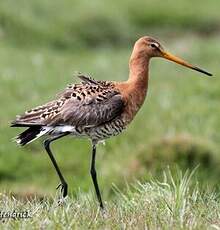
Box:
[11,36,212,209]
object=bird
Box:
[11,36,212,209]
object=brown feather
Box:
[11,75,125,128]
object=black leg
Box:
[44,132,69,198]
[90,144,104,209]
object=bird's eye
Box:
[150,43,158,49]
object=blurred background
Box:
[0,0,219,199]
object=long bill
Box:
[161,51,212,76]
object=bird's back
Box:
[11,74,126,144]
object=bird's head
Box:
[133,36,212,76]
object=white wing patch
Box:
[53,125,76,133]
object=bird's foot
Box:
[57,196,68,206]
[99,203,108,218]
[56,182,68,206]
[56,182,68,200]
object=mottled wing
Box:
[11,76,124,128]
[49,91,124,127]
[11,99,64,126]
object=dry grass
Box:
[0,169,219,229]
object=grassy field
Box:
[1,34,219,195]
[0,0,220,228]
[0,0,220,49]
[0,169,220,229]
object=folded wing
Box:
[11,77,124,128]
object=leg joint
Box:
[44,139,50,149]
[90,168,96,177]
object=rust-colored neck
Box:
[128,52,150,88]
[126,48,150,106]
[114,37,157,124]
[114,49,150,124]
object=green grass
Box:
[0,0,220,49]
[0,33,220,198]
[0,169,219,229]
[0,0,220,228]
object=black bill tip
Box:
[192,66,213,76]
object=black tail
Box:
[15,126,42,146]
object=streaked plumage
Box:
[12,75,125,145]
[11,36,212,209]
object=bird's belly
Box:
[49,119,126,141]
[86,118,125,142]
[50,125,87,138]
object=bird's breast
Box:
[115,81,148,125]
[86,118,126,142]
